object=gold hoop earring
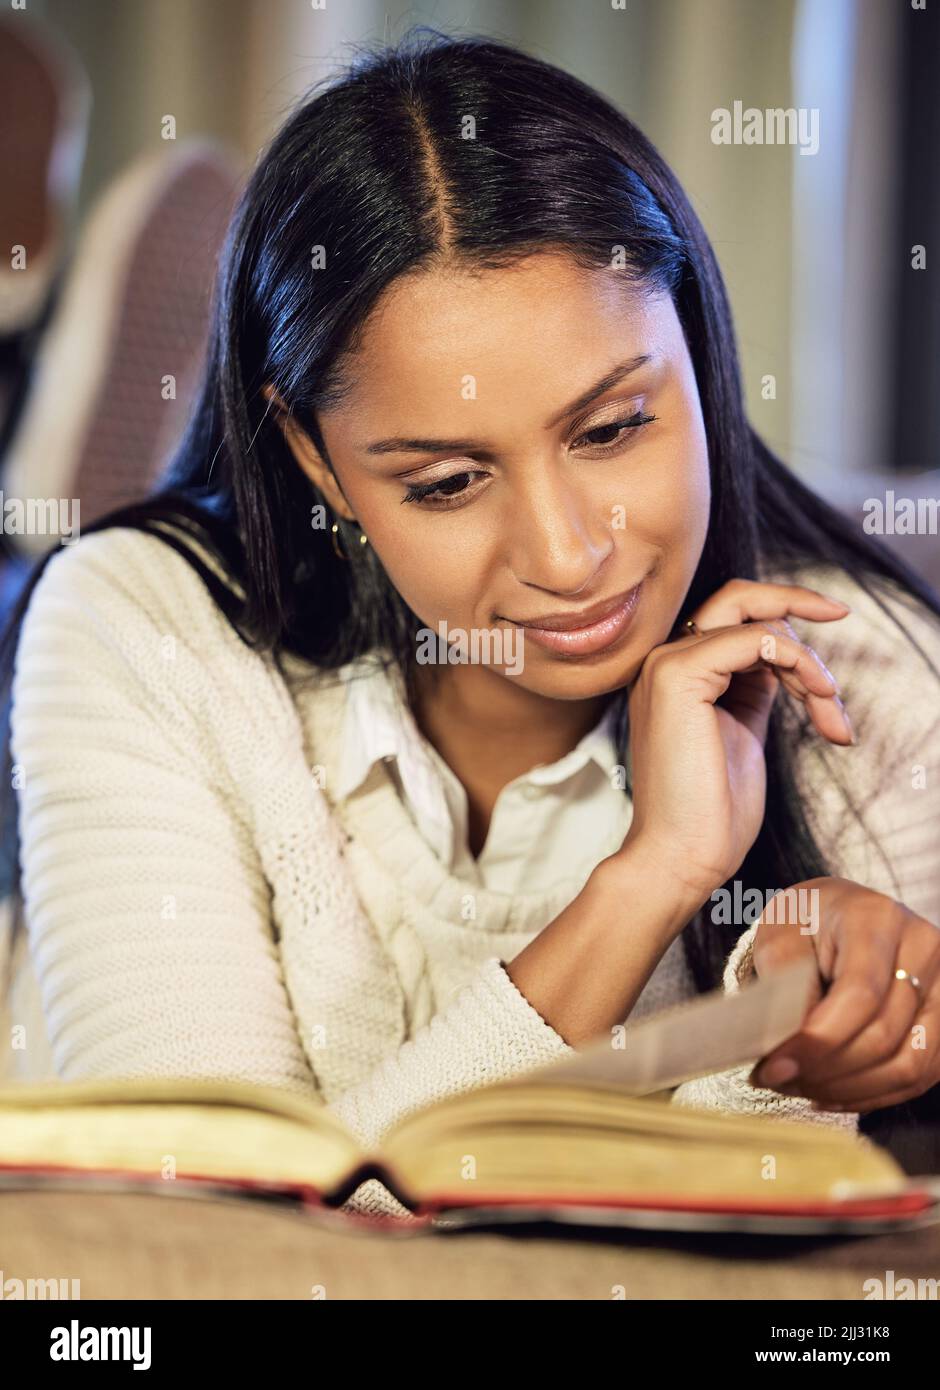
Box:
[330,520,368,561]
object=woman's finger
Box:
[688,580,851,631]
[794,985,923,1097]
[792,989,929,1104]
[750,893,901,1089]
[768,903,906,1083]
[663,624,836,694]
[803,1006,940,1110]
[816,1063,940,1115]
[746,917,823,1091]
[739,618,854,743]
[665,622,854,746]
[790,917,940,1091]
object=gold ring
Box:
[895,967,924,1002]
[683,617,700,636]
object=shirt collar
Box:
[524,698,624,786]
[334,655,625,802]
[334,654,433,803]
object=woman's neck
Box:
[410,662,613,857]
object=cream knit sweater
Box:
[9,526,940,1217]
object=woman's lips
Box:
[513,584,643,656]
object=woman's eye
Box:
[400,412,657,509]
[572,410,657,452]
[401,470,486,508]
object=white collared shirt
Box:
[334,657,633,893]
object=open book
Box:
[2,958,938,1236]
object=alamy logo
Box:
[862,1270,939,1300]
[711,101,819,156]
[49,1320,151,1370]
[862,491,939,536]
[709,881,819,935]
[415,622,524,675]
[0,493,80,543]
[2,1271,80,1299]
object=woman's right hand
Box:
[617,579,855,905]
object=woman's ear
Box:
[261,383,357,521]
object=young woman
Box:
[2,32,939,1217]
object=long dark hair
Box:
[3,30,939,1160]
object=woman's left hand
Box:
[748,877,940,1114]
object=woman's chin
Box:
[499,645,645,702]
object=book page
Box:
[521,956,819,1093]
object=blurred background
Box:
[0,0,937,574]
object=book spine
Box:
[320,1159,422,1215]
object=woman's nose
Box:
[507,471,614,596]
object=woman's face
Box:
[285,250,710,702]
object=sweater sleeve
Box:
[326,956,574,1219]
[10,530,317,1092]
[326,954,572,1149]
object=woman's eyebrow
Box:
[361,353,653,456]
[545,353,652,428]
